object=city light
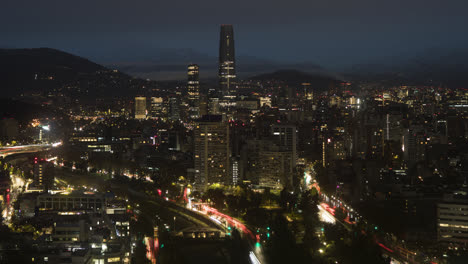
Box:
[0,18,458,264]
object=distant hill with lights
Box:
[0,48,138,98]
[249,69,344,91]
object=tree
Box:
[203,188,226,209]
[265,214,311,264]
[323,223,390,264]
[279,188,296,211]
[300,190,320,251]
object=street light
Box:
[173,216,176,231]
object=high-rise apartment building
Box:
[194,115,230,190]
[33,158,54,192]
[218,25,236,96]
[135,97,147,119]
[271,124,297,166]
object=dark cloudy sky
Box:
[1,0,467,68]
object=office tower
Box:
[150,97,164,119]
[208,97,220,115]
[134,97,147,119]
[187,64,200,105]
[194,115,230,190]
[168,98,180,120]
[218,25,236,96]
[187,64,200,118]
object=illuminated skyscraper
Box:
[135,97,147,119]
[187,64,200,118]
[188,64,200,104]
[218,25,236,96]
[150,97,164,119]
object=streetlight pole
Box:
[173,216,176,232]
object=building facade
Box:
[134,97,147,120]
[218,25,236,96]
[188,64,200,119]
[194,115,230,190]
[150,97,164,119]
[437,197,468,248]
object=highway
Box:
[109,184,254,264]
[1,143,59,225]
[0,143,60,158]
[307,171,432,264]
[2,143,257,263]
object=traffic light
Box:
[374,226,378,230]
[266,226,270,231]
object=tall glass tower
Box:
[218,25,236,96]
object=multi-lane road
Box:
[0,143,60,158]
[306,168,438,264]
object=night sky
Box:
[2,0,468,68]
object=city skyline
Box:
[1,1,468,264]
